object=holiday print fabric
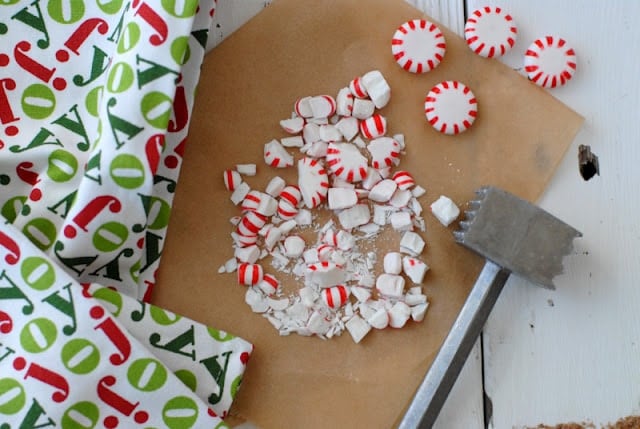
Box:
[1,222,252,427]
[0,0,255,426]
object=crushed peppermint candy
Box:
[220,71,439,343]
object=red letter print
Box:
[14,41,66,90]
[13,356,70,403]
[168,85,188,132]
[56,18,109,62]
[90,305,131,365]
[145,134,165,175]
[134,2,168,46]
[97,375,149,428]
[0,229,20,265]
[63,195,122,238]
[0,77,19,137]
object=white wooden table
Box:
[208,1,638,427]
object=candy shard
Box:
[326,142,368,183]
[367,308,390,329]
[265,176,286,197]
[328,187,358,210]
[336,117,359,141]
[388,301,411,328]
[298,157,329,209]
[400,231,425,256]
[264,139,294,168]
[280,116,305,134]
[368,137,401,169]
[306,261,347,288]
[402,256,429,284]
[345,315,371,344]
[430,195,460,226]
[336,86,355,116]
[295,96,314,118]
[376,273,405,298]
[362,70,391,109]
[338,204,371,229]
[236,164,257,175]
[352,98,375,120]
[368,179,398,203]
[383,252,403,275]
[309,95,337,118]
[223,169,242,191]
[360,114,387,139]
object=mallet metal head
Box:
[454,186,582,289]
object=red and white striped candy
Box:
[326,142,368,183]
[349,76,369,98]
[392,170,415,190]
[359,114,387,139]
[223,169,242,191]
[264,139,293,168]
[424,80,477,135]
[231,231,258,248]
[336,87,354,116]
[237,263,264,286]
[322,285,350,309]
[241,190,262,212]
[280,117,305,134]
[277,200,298,220]
[524,36,577,88]
[367,137,401,169]
[323,229,338,246]
[236,211,267,237]
[298,157,329,209]
[309,95,337,118]
[391,19,446,73]
[464,6,517,58]
[258,273,280,295]
[241,191,277,216]
[279,185,301,208]
[316,243,334,261]
[294,96,313,118]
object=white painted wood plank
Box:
[208,2,483,428]
[466,0,640,427]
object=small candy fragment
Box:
[388,301,411,328]
[349,76,369,98]
[345,315,371,344]
[391,19,446,73]
[299,286,319,307]
[298,157,329,209]
[337,204,370,229]
[294,96,314,118]
[280,116,305,134]
[242,191,277,216]
[524,36,577,88]
[277,199,298,220]
[245,287,269,313]
[328,188,358,210]
[402,256,429,284]
[237,211,268,237]
[223,169,242,191]
[430,195,460,226]
[284,235,306,258]
[322,285,350,309]
[367,308,390,329]
[383,252,402,275]
[352,98,375,119]
[368,137,401,169]
[237,262,264,286]
[280,185,302,208]
[264,139,294,168]
[424,80,477,135]
[411,302,429,322]
[265,176,286,197]
[236,164,257,175]
[400,231,425,256]
[302,122,321,144]
[235,245,261,264]
[230,182,251,205]
[376,273,405,298]
[368,179,398,203]
[307,311,331,335]
[335,230,355,251]
[392,171,415,190]
[361,70,391,109]
[412,185,427,198]
[360,114,387,139]
[319,124,342,142]
[326,142,368,183]
[281,136,304,148]
[336,87,355,116]
[390,211,412,231]
[464,6,517,58]
[335,117,359,141]
[389,189,412,208]
[309,95,337,118]
[258,273,280,295]
[361,167,383,190]
[231,231,258,248]
[306,261,346,288]
[351,286,372,303]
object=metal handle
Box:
[399,260,511,429]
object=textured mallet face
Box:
[454,187,582,289]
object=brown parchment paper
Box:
[153,0,583,428]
